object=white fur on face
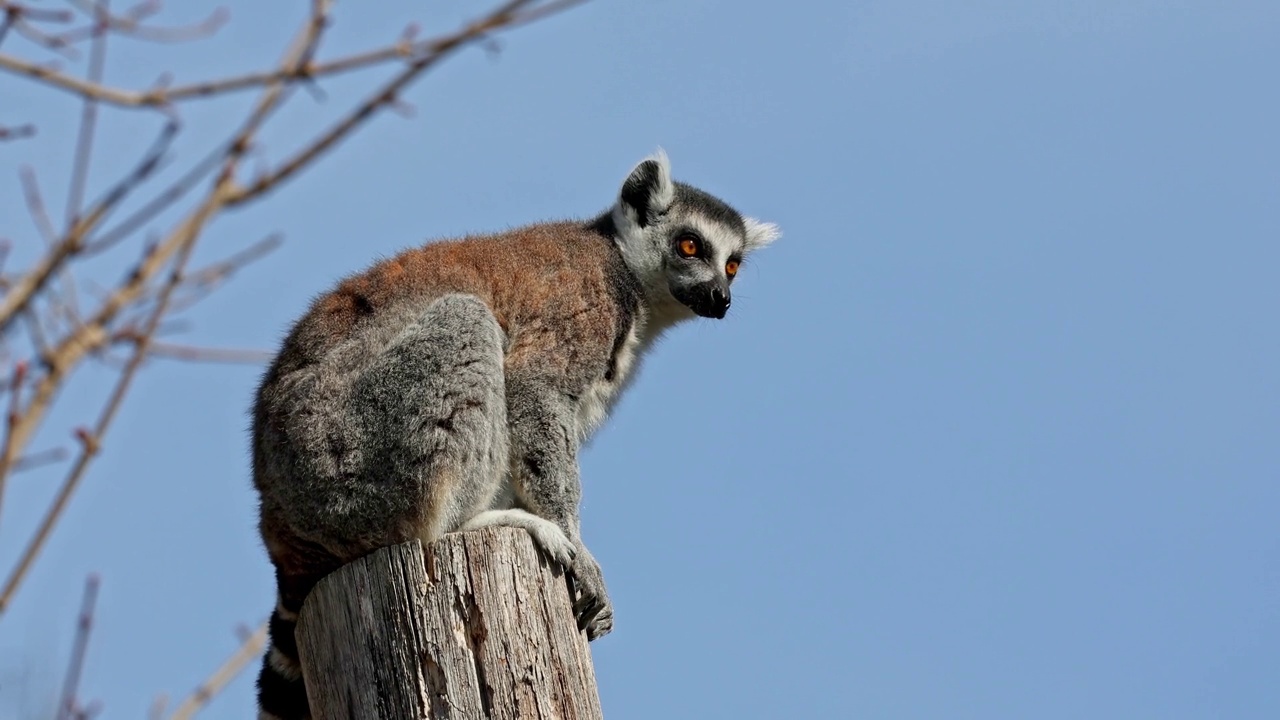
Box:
[743,217,781,251]
[687,215,744,271]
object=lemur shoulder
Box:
[251,151,779,720]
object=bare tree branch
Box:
[63,0,109,229]
[166,622,268,720]
[0,2,74,24]
[11,445,67,471]
[19,165,59,244]
[0,0,588,110]
[55,574,101,720]
[0,123,36,140]
[53,1,227,46]
[9,8,78,59]
[227,0,580,205]
[0,117,178,336]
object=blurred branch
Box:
[20,165,59,245]
[148,695,168,720]
[54,1,228,46]
[148,342,271,364]
[0,0,588,109]
[11,445,67,471]
[55,573,101,720]
[6,2,78,59]
[63,0,109,229]
[112,332,272,364]
[0,117,178,337]
[0,123,36,141]
[166,622,268,720]
[175,233,282,296]
[0,2,73,24]
[227,0,593,204]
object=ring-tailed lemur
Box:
[251,151,779,719]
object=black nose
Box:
[709,287,730,318]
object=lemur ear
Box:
[616,149,675,229]
[743,217,781,251]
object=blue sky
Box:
[1,0,1277,717]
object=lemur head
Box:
[609,150,780,322]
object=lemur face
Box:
[661,191,747,319]
[611,151,779,321]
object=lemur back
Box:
[252,152,778,720]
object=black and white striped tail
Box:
[256,597,310,720]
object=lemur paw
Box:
[580,604,613,640]
[569,555,614,640]
[527,522,577,569]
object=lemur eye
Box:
[676,236,700,258]
[725,259,740,277]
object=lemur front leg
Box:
[505,376,614,640]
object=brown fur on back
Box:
[276,221,634,380]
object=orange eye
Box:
[677,236,700,257]
[725,259,740,277]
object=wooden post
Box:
[295,527,604,720]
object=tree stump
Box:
[295,527,603,720]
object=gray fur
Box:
[262,294,509,556]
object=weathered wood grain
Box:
[296,528,603,720]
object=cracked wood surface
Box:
[296,528,603,720]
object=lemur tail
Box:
[256,601,310,720]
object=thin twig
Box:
[508,0,593,28]
[0,115,178,336]
[49,0,110,330]
[166,622,267,720]
[55,574,101,720]
[165,234,281,311]
[0,51,127,99]
[21,308,49,360]
[4,359,22,410]
[12,13,78,59]
[228,0,562,205]
[64,0,108,229]
[146,342,272,364]
[53,3,227,46]
[12,445,68,471]
[84,121,225,254]
[20,165,58,244]
[0,1,74,24]
[77,113,180,254]
[148,694,168,720]
[0,123,35,140]
[0,1,73,24]
[0,0,584,109]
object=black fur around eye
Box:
[675,234,701,258]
